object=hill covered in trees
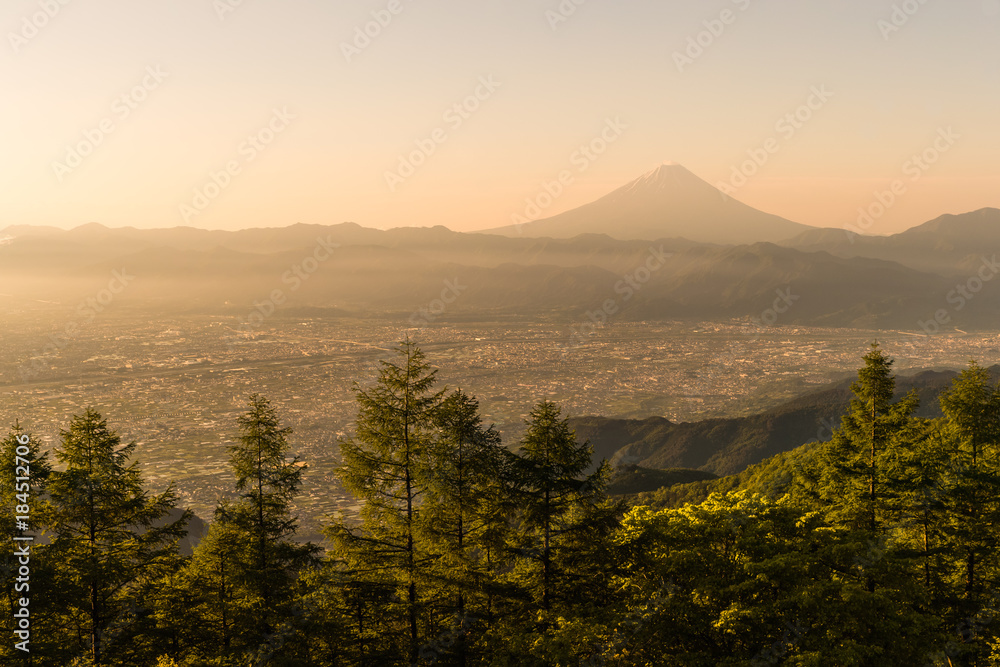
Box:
[572,365,999,476]
[4,342,1000,665]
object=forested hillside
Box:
[571,365,997,476]
[4,342,1000,665]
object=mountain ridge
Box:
[571,365,1000,477]
[4,208,1000,329]
[481,163,815,244]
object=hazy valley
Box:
[5,165,1000,542]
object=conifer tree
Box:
[214,394,318,654]
[44,408,190,665]
[895,416,950,601]
[422,389,510,664]
[329,340,444,664]
[936,361,1000,661]
[819,342,917,591]
[179,516,246,661]
[509,401,610,616]
[939,362,1000,593]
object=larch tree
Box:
[329,340,444,664]
[819,342,917,591]
[509,401,609,616]
[936,361,1000,661]
[422,389,510,665]
[44,408,190,666]
[215,393,318,655]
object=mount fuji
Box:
[483,163,814,245]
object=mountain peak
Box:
[69,222,111,234]
[626,163,703,194]
[639,162,691,178]
[481,165,812,244]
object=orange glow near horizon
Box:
[1,1,997,236]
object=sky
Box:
[1,0,998,235]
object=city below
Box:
[2,309,995,542]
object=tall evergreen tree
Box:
[422,389,511,665]
[329,340,444,664]
[936,361,1000,661]
[44,408,190,665]
[211,393,318,656]
[819,342,917,591]
[939,361,1000,594]
[173,517,246,664]
[507,398,616,648]
[895,416,950,603]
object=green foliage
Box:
[326,339,446,664]
[931,362,1000,662]
[421,389,511,663]
[819,342,919,538]
[509,401,601,611]
[43,408,190,665]
[629,441,822,511]
[606,465,717,495]
[181,394,318,665]
[495,401,621,665]
[17,344,1000,665]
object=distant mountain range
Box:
[780,207,1000,278]
[482,163,812,245]
[2,164,999,329]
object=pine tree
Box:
[422,389,511,665]
[213,393,318,655]
[936,361,1000,661]
[819,342,917,591]
[939,362,1000,593]
[895,416,950,602]
[176,516,246,663]
[329,340,444,664]
[513,401,594,612]
[44,408,190,665]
